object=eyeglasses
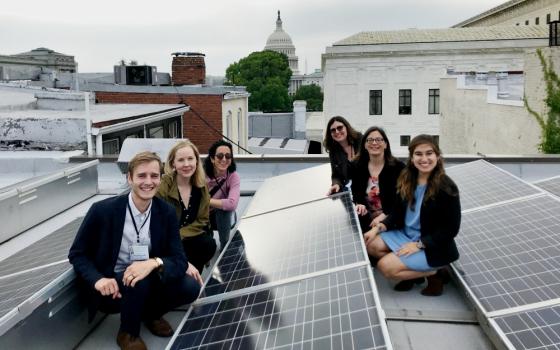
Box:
[215,153,232,160]
[330,125,345,134]
[366,137,385,144]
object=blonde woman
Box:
[158,140,216,274]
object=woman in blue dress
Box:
[363,134,461,296]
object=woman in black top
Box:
[364,135,461,296]
[324,116,362,195]
[351,126,405,233]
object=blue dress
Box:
[380,184,434,272]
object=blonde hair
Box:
[164,140,206,187]
[128,151,162,176]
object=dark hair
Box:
[354,126,396,168]
[203,140,237,178]
[323,116,361,153]
[397,134,457,207]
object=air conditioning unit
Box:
[126,66,157,85]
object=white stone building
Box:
[322,26,548,154]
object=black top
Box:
[381,175,462,267]
[179,186,202,227]
[329,133,362,188]
[351,159,405,217]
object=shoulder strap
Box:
[209,178,226,197]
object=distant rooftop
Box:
[80,82,249,97]
[334,25,547,46]
[453,0,526,28]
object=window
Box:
[536,17,540,25]
[226,111,232,138]
[547,14,551,24]
[432,135,440,145]
[148,125,164,138]
[525,20,529,25]
[428,89,440,114]
[237,108,243,152]
[369,90,382,115]
[400,135,411,146]
[399,89,412,115]
[102,138,119,155]
[516,23,519,26]
[168,120,179,138]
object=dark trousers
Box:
[97,271,200,336]
[182,232,217,273]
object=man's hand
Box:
[326,184,340,196]
[123,260,157,287]
[94,278,121,299]
[186,262,203,286]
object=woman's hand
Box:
[363,226,379,246]
[397,242,420,257]
[370,213,387,227]
[356,204,367,216]
[186,262,203,286]
[326,184,340,196]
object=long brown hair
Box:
[323,116,361,152]
[397,135,456,208]
[164,140,206,188]
[354,126,396,167]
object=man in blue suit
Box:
[69,151,202,350]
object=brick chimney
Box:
[171,52,206,85]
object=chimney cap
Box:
[172,52,206,57]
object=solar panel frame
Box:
[446,160,543,212]
[202,192,368,298]
[453,195,560,316]
[167,266,391,350]
[489,303,560,350]
[533,175,560,198]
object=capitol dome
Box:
[264,11,299,74]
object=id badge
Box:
[130,244,149,261]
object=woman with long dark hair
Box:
[204,140,240,251]
[365,135,461,296]
[352,126,405,233]
[323,116,362,195]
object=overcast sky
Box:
[1,0,506,76]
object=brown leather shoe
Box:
[116,331,147,350]
[145,317,174,337]
[421,274,444,296]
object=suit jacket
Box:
[68,194,187,316]
[381,176,462,267]
[351,159,405,217]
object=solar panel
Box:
[491,304,560,350]
[454,195,560,313]
[533,175,560,197]
[244,164,331,217]
[0,262,71,321]
[446,160,541,211]
[203,193,364,297]
[0,217,82,278]
[171,266,388,350]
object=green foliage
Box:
[225,51,292,112]
[293,84,323,111]
[524,48,560,153]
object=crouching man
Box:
[69,151,203,350]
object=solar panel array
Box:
[446,160,541,211]
[448,160,560,350]
[204,194,363,297]
[169,171,391,350]
[533,175,560,197]
[173,267,386,350]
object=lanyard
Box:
[127,202,151,243]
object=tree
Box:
[225,51,292,112]
[524,48,560,153]
[293,84,323,111]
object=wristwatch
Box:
[154,257,164,271]
[416,240,425,249]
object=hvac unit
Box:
[125,65,157,85]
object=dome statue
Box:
[264,11,299,74]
